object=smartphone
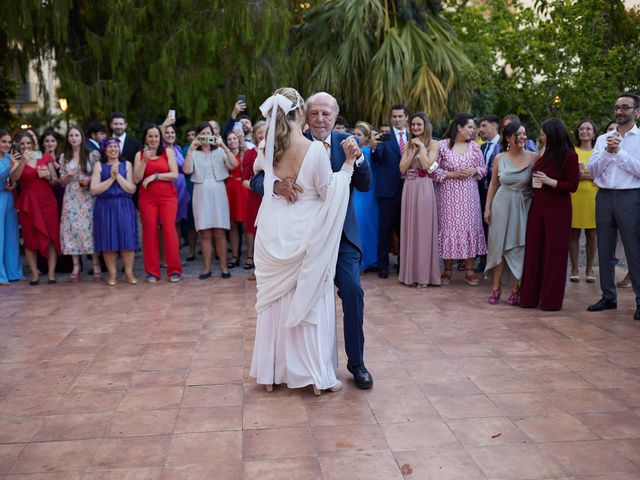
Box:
[30,151,43,160]
[379,133,391,142]
[168,109,176,118]
[237,95,247,104]
[12,143,20,154]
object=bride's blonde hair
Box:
[271,87,305,165]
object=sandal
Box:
[93,266,103,282]
[228,256,240,268]
[464,271,480,286]
[243,256,254,269]
[570,271,580,283]
[440,269,452,286]
[585,271,596,283]
[488,288,501,305]
[506,291,520,306]
[70,272,80,283]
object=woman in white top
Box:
[250,87,358,396]
[183,122,237,279]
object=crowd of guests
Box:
[0,93,638,320]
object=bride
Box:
[250,87,358,395]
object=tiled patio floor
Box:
[0,268,639,479]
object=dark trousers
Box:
[377,189,402,271]
[335,239,365,366]
[596,188,640,306]
[478,184,489,242]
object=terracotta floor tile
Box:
[515,415,598,442]
[174,405,242,433]
[10,439,100,474]
[306,399,376,427]
[137,354,192,371]
[381,420,459,451]
[116,386,184,411]
[394,446,487,479]
[129,369,187,387]
[574,411,640,439]
[242,457,322,480]
[468,444,564,479]
[0,394,63,417]
[185,366,244,385]
[318,452,404,480]
[366,396,439,424]
[243,398,308,429]
[0,416,43,443]
[430,394,503,420]
[0,444,26,475]
[163,463,242,480]
[610,439,640,468]
[51,392,123,415]
[312,424,389,456]
[91,435,169,469]
[71,372,132,392]
[547,389,628,414]
[605,386,640,409]
[539,441,639,476]
[81,467,163,479]
[447,417,531,447]
[105,409,178,437]
[415,376,483,397]
[488,392,566,417]
[166,431,242,465]
[180,384,242,408]
[32,413,113,441]
[243,427,316,460]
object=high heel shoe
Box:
[313,385,321,396]
[93,268,103,282]
[227,256,240,268]
[488,288,501,305]
[70,272,80,283]
[265,384,273,393]
[124,275,138,285]
[507,291,520,306]
[105,278,117,286]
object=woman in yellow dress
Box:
[569,119,598,283]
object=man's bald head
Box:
[305,92,340,141]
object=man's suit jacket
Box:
[85,140,99,152]
[250,130,372,253]
[305,130,372,253]
[480,141,499,190]
[373,132,404,198]
[120,136,141,164]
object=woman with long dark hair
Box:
[520,118,579,310]
[398,112,440,287]
[0,130,22,284]
[569,119,598,283]
[59,126,102,282]
[433,113,487,286]
[133,124,182,283]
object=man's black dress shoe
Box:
[634,306,640,321]
[347,364,373,389]
[587,297,617,312]
[378,269,388,279]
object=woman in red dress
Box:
[520,119,579,310]
[241,121,267,277]
[225,130,248,268]
[11,131,60,284]
[133,125,182,283]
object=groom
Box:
[251,92,373,389]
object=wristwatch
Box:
[154,173,159,181]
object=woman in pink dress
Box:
[433,113,487,286]
[398,112,441,287]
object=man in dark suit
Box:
[109,112,141,163]
[85,121,107,152]
[251,92,374,389]
[374,104,408,278]
[477,115,501,271]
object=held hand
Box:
[111,162,120,178]
[410,138,424,149]
[141,175,154,189]
[274,178,303,203]
[341,137,359,165]
[37,167,51,179]
[606,135,621,153]
[532,170,553,186]
[232,100,246,118]
[189,138,202,151]
[10,151,21,164]
[484,210,491,226]
[214,136,225,148]
[461,166,477,178]
[5,177,15,191]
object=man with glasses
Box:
[587,92,640,320]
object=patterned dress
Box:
[60,152,97,255]
[433,141,487,259]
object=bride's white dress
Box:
[250,141,353,390]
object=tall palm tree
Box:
[294,0,474,124]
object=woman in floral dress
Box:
[433,113,487,286]
[59,126,102,282]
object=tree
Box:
[444,0,640,132]
[1,0,306,131]
[293,0,474,125]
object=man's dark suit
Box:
[479,139,499,240]
[85,140,100,152]
[118,135,141,164]
[373,132,404,273]
[251,130,372,367]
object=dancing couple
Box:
[249,88,373,395]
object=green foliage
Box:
[444,0,640,133]
[294,0,474,125]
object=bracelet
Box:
[154,173,159,181]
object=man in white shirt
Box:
[587,92,640,320]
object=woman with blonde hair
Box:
[250,87,358,395]
[352,120,379,271]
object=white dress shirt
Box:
[484,134,500,164]
[114,132,127,149]
[589,124,640,189]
